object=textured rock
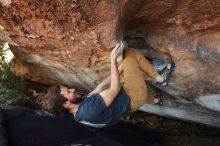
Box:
[0,0,123,91]
[195,94,220,112]
[0,0,220,124]
[0,0,11,7]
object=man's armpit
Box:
[99,89,115,107]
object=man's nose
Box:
[68,88,75,93]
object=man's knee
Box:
[125,48,143,59]
[124,48,137,59]
[125,48,136,54]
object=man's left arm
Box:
[88,63,123,95]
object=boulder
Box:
[0,0,220,126]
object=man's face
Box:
[59,85,81,102]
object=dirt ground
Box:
[119,111,220,146]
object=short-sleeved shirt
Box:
[75,88,130,128]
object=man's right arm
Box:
[99,42,123,107]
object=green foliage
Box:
[0,40,6,65]
[0,40,27,106]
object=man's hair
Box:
[42,85,68,116]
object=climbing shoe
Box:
[159,61,175,86]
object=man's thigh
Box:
[123,52,148,111]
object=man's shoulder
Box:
[82,93,98,100]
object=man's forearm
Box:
[98,76,111,89]
[88,63,123,95]
[98,63,123,89]
[110,59,120,95]
[99,42,123,107]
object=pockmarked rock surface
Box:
[0,0,220,124]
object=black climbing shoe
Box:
[159,61,175,86]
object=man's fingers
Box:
[113,43,120,51]
[120,41,124,47]
[111,43,120,56]
[116,42,124,53]
[121,42,124,48]
[111,42,124,60]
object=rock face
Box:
[0,0,220,125]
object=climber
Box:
[44,41,175,128]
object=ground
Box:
[1,80,220,146]
[119,111,220,146]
